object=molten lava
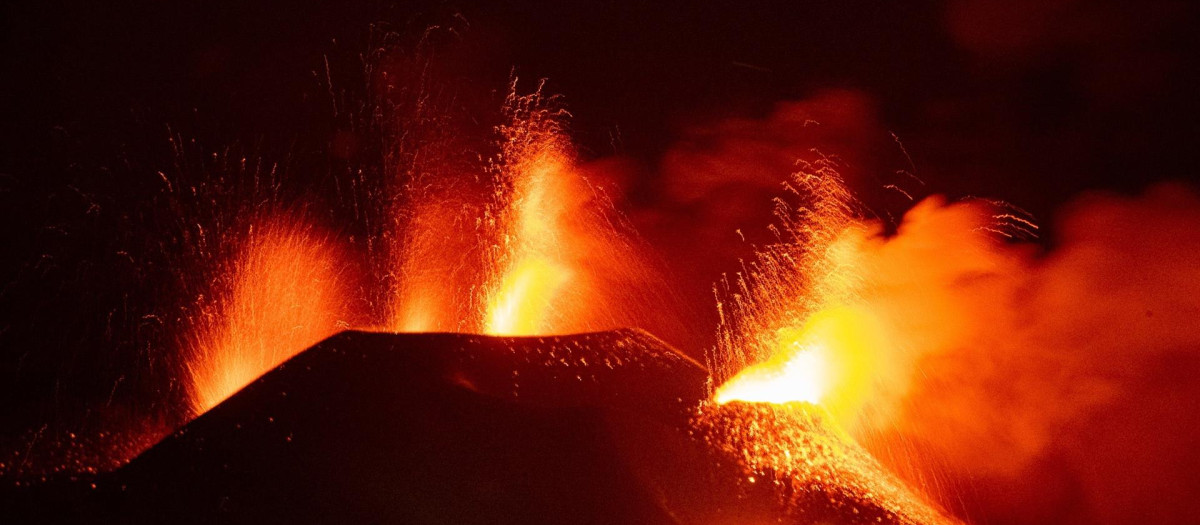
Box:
[487,256,573,335]
[388,197,485,334]
[183,218,348,415]
[180,81,671,421]
[485,132,576,335]
[704,161,958,524]
[715,306,882,423]
[717,337,828,405]
[709,160,882,427]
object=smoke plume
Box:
[853,185,1200,524]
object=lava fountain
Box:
[484,85,577,335]
[161,54,957,521]
[702,158,958,524]
[182,216,350,415]
[385,79,668,339]
[707,158,885,427]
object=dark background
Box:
[1,0,1198,520]
[6,1,1197,211]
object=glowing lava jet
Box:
[183,218,350,415]
[386,81,662,339]
[484,87,577,335]
[708,164,883,425]
[714,305,882,416]
[703,161,958,524]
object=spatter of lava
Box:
[693,401,958,525]
[701,159,960,523]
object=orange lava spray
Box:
[382,78,672,338]
[182,217,349,416]
[483,83,577,335]
[708,158,885,427]
[703,158,959,523]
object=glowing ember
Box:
[183,218,349,415]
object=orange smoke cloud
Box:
[844,187,1196,448]
[659,90,882,205]
[790,184,1200,523]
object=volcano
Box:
[7,329,953,524]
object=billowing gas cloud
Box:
[843,187,1200,524]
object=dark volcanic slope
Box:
[121,329,711,525]
[12,329,715,524]
[6,329,951,525]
